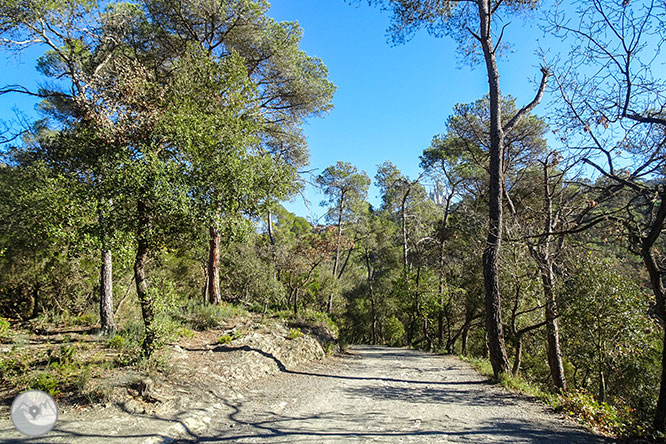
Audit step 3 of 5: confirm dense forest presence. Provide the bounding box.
[2,0,666,438]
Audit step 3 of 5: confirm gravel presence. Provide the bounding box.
[174,345,614,444]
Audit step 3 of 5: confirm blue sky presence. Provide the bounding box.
[267,0,558,222]
[0,0,561,223]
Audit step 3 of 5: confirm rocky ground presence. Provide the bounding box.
[172,346,614,444]
[0,318,328,443]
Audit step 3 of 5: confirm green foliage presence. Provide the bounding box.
[384,315,405,346]
[26,372,61,396]
[0,316,10,341]
[561,255,659,412]
[217,334,233,345]
[286,328,303,340]
[555,389,624,436]
[179,299,246,331]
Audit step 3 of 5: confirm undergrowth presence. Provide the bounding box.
[460,355,658,440]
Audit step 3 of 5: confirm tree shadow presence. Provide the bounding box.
[212,344,491,387]
[172,398,614,444]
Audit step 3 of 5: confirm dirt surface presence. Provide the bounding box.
[0,320,327,444]
[173,346,613,444]
[0,345,613,443]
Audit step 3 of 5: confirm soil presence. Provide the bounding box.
[172,345,615,444]
[0,317,327,443]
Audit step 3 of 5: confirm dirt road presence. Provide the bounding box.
[174,345,611,443]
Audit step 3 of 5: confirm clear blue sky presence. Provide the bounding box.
[0,0,560,223]
[267,0,557,223]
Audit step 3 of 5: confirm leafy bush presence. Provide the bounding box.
[384,316,405,346]
[286,328,303,340]
[0,350,35,383]
[555,389,625,436]
[217,334,233,344]
[179,299,246,330]
[0,316,10,341]
[27,372,60,396]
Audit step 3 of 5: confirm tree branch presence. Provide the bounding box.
[503,66,550,134]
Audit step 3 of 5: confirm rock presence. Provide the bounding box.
[124,399,145,414]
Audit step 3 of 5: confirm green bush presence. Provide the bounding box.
[72,313,96,326]
[27,372,60,396]
[179,299,246,330]
[555,389,625,436]
[384,316,405,346]
[0,350,35,383]
[217,334,233,344]
[0,316,10,341]
[286,328,303,340]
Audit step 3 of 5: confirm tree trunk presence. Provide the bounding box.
[135,200,156,357]
[401,191,410,277]
[370,284,377,344]
[100,249,116,334]
[365,249,377,345]
[438,237,445,348]
[207,224,221,305]
[478,0,511,377]
[267,209,276,246]
[655,329,666,431]
[293,288,300,315]
[333,193,345,277]
[461,324,469,356]
[541,264,566,390]
[512,335,523,376]
[461,307,474,356]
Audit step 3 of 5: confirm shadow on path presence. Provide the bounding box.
[173,398,613,444]
[212,344,491,387]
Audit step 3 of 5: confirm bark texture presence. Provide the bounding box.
[207,224,221,305]
[100,249,116,334]
[478,0,511,377]
[135,200,156,357]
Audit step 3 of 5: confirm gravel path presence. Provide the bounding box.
[174,345,612,444]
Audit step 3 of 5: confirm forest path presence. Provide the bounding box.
[175,345,611,444]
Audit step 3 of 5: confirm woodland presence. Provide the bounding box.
[1,0,666,439]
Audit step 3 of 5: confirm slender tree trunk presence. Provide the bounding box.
[512,335,523,376]
[461,323,469,356]
[541,263,566,390]
[365,249,377,344]
[207,225,221,305]
[100,249,116,334]
[293,288,300,315]
[267,209,276,246]
[478,0,511,377]
[333,194,345,277]
[401,192,409,277]
[29,284,40,320]
[461,307,474,356]
[438,238,445,348]
[135,200,156,357]
[370,284,377,344]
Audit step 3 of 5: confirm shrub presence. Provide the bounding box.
[217,334,233,345]
[286,328,303,340]
[0,316,10,341]
[27,372,60,396]
[180,299,246,330]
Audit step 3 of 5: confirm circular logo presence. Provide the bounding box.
[10,390,58,437]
